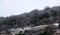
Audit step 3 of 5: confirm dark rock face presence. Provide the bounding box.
[0,6,60,31]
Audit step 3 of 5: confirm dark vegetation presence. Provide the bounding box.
[0,6,60,32]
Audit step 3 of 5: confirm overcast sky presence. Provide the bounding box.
[0,0,60,17]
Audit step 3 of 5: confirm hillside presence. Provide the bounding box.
[0,6,60,32]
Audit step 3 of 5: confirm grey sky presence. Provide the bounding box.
[0,0,60,17]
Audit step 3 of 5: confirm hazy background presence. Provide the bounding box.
[0,0,60,17]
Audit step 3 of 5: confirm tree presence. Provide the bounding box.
[41,25,56,35]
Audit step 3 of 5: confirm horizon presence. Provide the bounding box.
[0,0,60,17]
